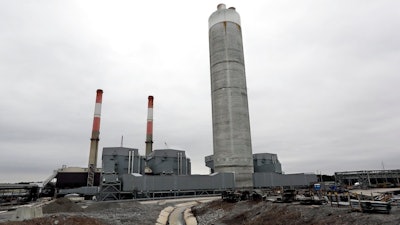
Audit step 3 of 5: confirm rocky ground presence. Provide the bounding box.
[0,198,167,225]
[1,197,399,225]
[192,199,400,225]
[2,215,105,225]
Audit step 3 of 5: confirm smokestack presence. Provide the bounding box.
[145,96,154,157]
[87,89,103,186]
[209,5,254,188]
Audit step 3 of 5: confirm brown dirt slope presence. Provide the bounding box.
[1,214,106,225]
[1,198,166,225]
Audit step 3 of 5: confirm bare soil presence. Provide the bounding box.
[1,198,399,225]
[2,214,106,225]
[0,198,167,225]
[192,199,400,225]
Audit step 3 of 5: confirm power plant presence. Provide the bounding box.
[209,4,254,188]
[37,4,319,200]
[3,5,400,224]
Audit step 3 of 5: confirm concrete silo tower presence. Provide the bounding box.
[208,4,254,188]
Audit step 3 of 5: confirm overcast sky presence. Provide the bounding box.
[1,1,399,183]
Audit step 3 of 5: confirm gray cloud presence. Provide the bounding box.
[0,1,399,182]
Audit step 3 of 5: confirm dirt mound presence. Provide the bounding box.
[84,201,122,212]
[0,214,107,225]
[194,199,237,216]
[42,198,83,213]
[84,200,153,212]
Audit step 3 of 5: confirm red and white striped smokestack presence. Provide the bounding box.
[87,89,103,186]
[145,96,154,157]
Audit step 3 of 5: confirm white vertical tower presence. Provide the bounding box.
[209,4,254,188]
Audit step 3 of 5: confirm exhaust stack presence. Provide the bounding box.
[145,96,154,157]
[209,4,254,188]
[87,89,103,186]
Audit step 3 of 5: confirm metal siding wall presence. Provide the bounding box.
[116,155,128,175]
[148,150,190,175]
[121,173,235,192]
[102,155,116,173]
[213,173,235,189]
[253,173,318,187]
[102,147,139,176]
[122,173,316,193]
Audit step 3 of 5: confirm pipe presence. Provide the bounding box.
[128,150,131,174]
[178,152,182,175]
[178,153,180,175]
[138,157,141,174]
[181,153,183,175]
[87,89,103,186]
[131,152,136,173]
[180,153,183,175]
[145,96,154,157]
[178,152,181,175]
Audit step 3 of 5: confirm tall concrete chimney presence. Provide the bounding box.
[145,96,154,157]
[87,89,103,186]
[209,4,254,188]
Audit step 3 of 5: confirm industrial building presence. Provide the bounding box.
[335,170,400,188]
[98,146,315,200]
[205,153,283,174]
[101,147,190,177]
[102,147,142,177]
[55,167,101,189]
[51,127,316,200]
[147,149,191,175]
[253,153,282,173]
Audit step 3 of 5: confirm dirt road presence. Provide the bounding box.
[1,197,399,225]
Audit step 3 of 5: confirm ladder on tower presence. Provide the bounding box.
[87,164,95,186]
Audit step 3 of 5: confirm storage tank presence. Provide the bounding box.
[208,4,254,188]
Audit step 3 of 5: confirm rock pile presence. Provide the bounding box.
[42,198,83,213]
